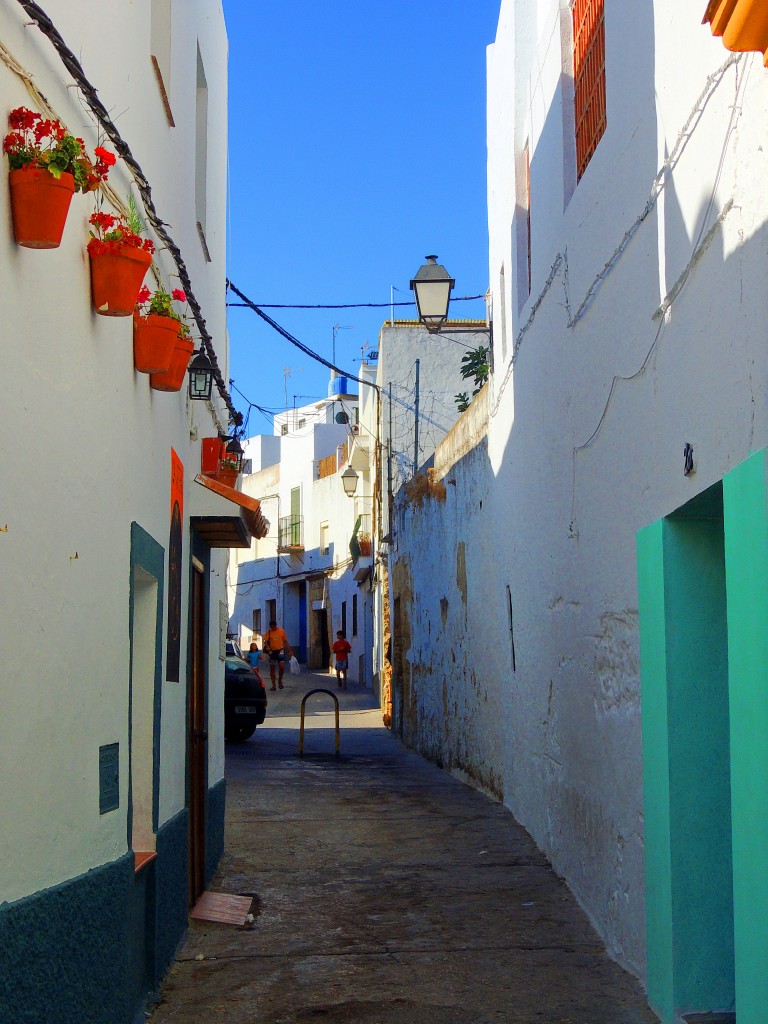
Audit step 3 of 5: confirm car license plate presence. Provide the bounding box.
[235,705,256,714]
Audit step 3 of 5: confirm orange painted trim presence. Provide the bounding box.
[134,851,157,873]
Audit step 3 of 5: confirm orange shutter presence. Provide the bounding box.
[573,0,607,179]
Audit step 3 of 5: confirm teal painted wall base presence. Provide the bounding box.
[0,855,134,1024]
[206,777,226,886]
[0,805,201,1024]
[154,807,190,979]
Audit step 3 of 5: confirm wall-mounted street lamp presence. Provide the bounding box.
[188,349,214,400]
[410,255,455,333]
[225,435,245,474]
[341,466,359,497]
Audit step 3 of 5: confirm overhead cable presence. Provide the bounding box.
[226,279,381,393]
[226,294,486,310]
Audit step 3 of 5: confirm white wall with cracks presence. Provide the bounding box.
[393,0,768,991]
[482,0,768,983]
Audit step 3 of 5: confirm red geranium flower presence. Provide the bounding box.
[4,107,115,192]
[171,289,186,302]
[94,146,116,167]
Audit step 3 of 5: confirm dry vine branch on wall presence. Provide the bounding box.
[403,469,447,507]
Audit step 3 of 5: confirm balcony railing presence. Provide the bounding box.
[278,515,304,551]
[349,513,372,562]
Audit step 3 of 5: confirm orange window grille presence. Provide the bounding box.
[573,0,606,179]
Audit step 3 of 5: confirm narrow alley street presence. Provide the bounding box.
[149,672,657,1024]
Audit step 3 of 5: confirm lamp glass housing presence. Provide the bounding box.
[341,466,359,496]
[410,255,455,332]
[188,350,214,401]
[225,436,245,474]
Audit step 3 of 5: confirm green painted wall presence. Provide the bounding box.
[723,450,768,1024]
[637,520,674,1023]
[638,487,735,1021]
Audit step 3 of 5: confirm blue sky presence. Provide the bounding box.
[222,0,500,435]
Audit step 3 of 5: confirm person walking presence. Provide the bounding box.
[262,619,292,690]
[332,630,352,689]
[245,641,260,669]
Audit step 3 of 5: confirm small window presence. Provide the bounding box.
[352,594,358,637]
[499,265,508,360]
[150,0,174,125]
[195,44,210,257]
[266,599,276,625]
[320,522,329,556]
[573,0,606,179]
[280,423,288,436]
[252,609,262,636]
[298,418,306,429]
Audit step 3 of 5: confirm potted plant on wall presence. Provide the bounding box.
[4,106,114,248]
[87,206,155,316]
[148,313,194,393]
[133,284,189,374]
[358,531,372,557]
[217,453,240,488]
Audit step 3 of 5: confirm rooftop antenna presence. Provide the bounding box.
[332,323,352,366]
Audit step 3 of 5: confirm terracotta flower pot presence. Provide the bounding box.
[149,334,194,392]
[218,468,240,488]
[9,167,75,248]
[133,313,178,374]
[89,244,152,317]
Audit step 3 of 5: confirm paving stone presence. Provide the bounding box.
[149,673,658,1024]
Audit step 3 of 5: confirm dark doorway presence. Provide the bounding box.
[317,608,330,669]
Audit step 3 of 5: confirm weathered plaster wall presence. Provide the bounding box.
[392,388,505,799]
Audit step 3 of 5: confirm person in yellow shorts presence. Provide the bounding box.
[262,619,292,690]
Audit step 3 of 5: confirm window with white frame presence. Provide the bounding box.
[150,0,174,125]
[195,44,210,258]
[320,522,329,556]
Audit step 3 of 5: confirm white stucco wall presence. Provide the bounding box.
[483,0,768,979]
[0,0,229,901]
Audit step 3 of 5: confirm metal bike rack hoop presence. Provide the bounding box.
[299,688,340,759]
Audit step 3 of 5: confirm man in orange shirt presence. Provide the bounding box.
[262,619,293,690]
[332,630,352,689]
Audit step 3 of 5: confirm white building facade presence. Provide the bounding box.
[0,4,264,1022]
[388,2,768,1020]
[230,373,377,685]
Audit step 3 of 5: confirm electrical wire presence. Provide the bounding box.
[226,294,486,310]
[227,279,381,394]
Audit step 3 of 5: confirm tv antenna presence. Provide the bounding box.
[332,323,352,365]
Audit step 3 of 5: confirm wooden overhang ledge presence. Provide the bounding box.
[191,473,269,548]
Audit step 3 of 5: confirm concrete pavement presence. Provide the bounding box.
[149,670,658,1023]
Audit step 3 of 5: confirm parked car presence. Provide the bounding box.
[226,637,244,660]
[225,656,267,741]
